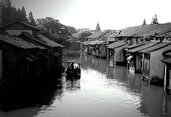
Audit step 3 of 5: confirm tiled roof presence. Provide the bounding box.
[118,26,143,37]
[159,30,171,38]
[139,42,171,54]
[86,31,102,39]
[106,31,120,38]
[118,23,171,37]
[126,41,147,49]
[0,20,40,30]
[106,38,117,42]
[135,23,171,37]
[107,41,127,49]
[82,40,104,46]
[38,34,64,48]
[128,41,161,53]
[88,40,104,45]
[86,30,110,39]
[0,34,45,49]
[20,33,63,48]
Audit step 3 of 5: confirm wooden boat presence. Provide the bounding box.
[65,61,81,80]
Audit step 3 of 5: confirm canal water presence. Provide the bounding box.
[1,53,171,117]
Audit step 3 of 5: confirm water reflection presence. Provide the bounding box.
[1,54,171,117]
[80,55,171,117]
[138,82,171,117]
[81,54,107,74]
[65,79,81,92]
[0,80,64,117]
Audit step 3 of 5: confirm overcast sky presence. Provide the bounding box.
[12,0,171,30]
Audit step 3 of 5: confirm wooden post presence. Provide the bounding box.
[107,48,109,64]
[113,49,115,66]
[164,65,167,92]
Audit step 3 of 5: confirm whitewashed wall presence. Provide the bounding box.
[114,45,127,63]
[150,45,171,80]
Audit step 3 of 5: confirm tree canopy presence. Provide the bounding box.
[67,26,77,34]
[28,11,36,26]
[37,17,72,37]
[0,0,36,26]
[151,14,159,24]
[79,31,92,42]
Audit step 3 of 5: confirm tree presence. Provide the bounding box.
[151,14,159,24]
[14,7,29,22]
[67,26,77,34]
[37,17,71,36]
[16,8,23,20]
[28,11,36,26]
[0,0,11,8]
[1,0,12,24]
[0,0,30,25]
[21,6,28,22]
[79,31,92,41]
[143,19,146,25]
[10,7,17,21]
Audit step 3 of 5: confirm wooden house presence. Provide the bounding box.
[0,20,40,36]
[20,33,64,77]
[83,30,112,57]
[99,41,107,58]
[135,23,171,39]
[82,40,106,58]
[116,23,171,44]
[0,20,64,79]
[39,28,64,69]
[113,44,130,65]
[123,41,146,60]
[90,40,106,58]
[37,34,63,72]
[162,52,171,94]
[140,42,171,84]
[105,31,118,43]
[107,41,127,66]
[127,41,161,73]
[0,33,45,80]
[87,40,96,55]
[86,31,103,41]
[82,41,89,53]
[117,25,145,43]
[106,38,117,45]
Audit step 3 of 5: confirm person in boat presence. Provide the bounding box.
[74,64,81,79]
[66,62,75,76]
[74,63,81,74]
[66,62,81,79]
